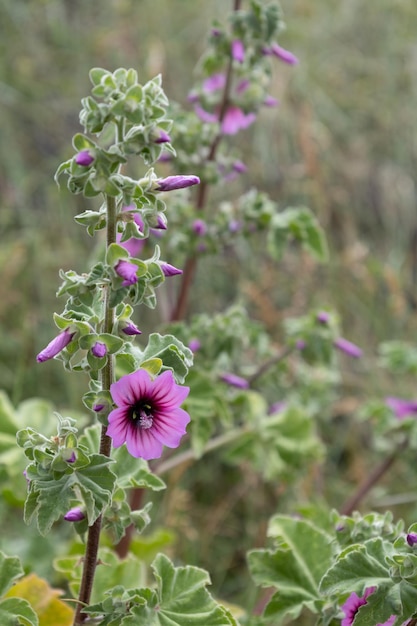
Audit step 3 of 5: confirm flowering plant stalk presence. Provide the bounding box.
[5,2,417,626]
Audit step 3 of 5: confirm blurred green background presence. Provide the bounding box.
[1,0,417,605]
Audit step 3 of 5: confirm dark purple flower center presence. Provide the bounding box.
[132,402,154,429]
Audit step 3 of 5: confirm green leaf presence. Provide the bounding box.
[320,538,392,597]
[139,334,193,384]
[112,446,166,491]
[248,516,333,621]
[0,552,24,596]
[89,67,110,86]
[24,454,116,535]
[5,573,73,625]
[0,597,38,626]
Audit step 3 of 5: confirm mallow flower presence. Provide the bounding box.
[37,328,75,363]
[91,342,107,358]
[334,337,362,359]
[385,397,417,420]
[106,369,190,460]
[160,262,183,277]
[341,587,396,626]
[64,507,85,522]
[264,43,299,65]
[231,39,245,63]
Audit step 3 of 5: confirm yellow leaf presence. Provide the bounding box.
[5,573,74,626]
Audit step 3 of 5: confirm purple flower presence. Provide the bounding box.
[64,507,85,522]
[192,219,207,236]
[266,43,299,65]
[156,175,200,192]
[121,321,142,336]
[91,341,107,358]
[221,106,256,135]
[157,152,172,163]
[341,588,375,626]
[231,39,245,63]
[36,328,75,363]
[188,338,201,353]
[203,73,226,93]
[154,214,168,230]
[75,150,94,166]
[106,369,190,460]
[115,259,138,286]
[154,130,171,144]
[264,95,279,107]
[334,337,362,359]
[229,219,242,233]
[268,401,286,415]
[317,311,330,324]
[161,262,183,277]
[407,532,417,546]
[385,397,417,420]
[93,403,105,413]
[296,339,306,350]
[220,373,249,389]
[341,588,397,626]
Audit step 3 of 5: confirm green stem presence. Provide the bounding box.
[73,194,117,625]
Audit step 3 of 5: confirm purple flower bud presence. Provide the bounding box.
[115,259,138,286]
[161,262,183,277]
[203,73,226,93]
[334,337,362,359]
[66,450,77,463]
[317,311,330,324]
[192,219,207,236]
[296,339,306,350]
[75,150,94,166]
[263,95,279,107]
[37,328,75,363]
[385,397,417,420]
[93,403,105,413]
[155,130,171,144]
[232,160,247,174]
[64,507,85,522]
[407,533,417,546]
[220,373,249,389]
[231,39,245,63]
[268,401,286,415]
[156,175,200,192]
[269,43,299,65]
[121,321,142,336]
[157,152,172,163]
[229,219,242,233]
[188,338,201,353]
[154,214,167,230]
[187,91,200,103]
[23,469,30,485]
[211,27,221,37]
[91,341,107,358]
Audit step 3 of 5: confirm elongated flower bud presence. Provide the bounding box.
[36,328,75,363]
[334,337,362,358]
[121,321,142,336]
[64,507,85,522]
[267,43,299,65]
[231,39,245,63]
[161,262,183,277]
[220,373,249,389]
[155,175,200,192]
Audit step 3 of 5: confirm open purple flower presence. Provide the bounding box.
[156,175,200,192]
[341,588,375,626]
[221,106,256,135]
[334,337,362,359]
[385,397,417,420]
[115,259,138,286]
[231,39,245,63]
[37,328,75,363]
[64,507,85,522]
[203,73,226,93]
[75,150,94,166]
[106,369,190,460]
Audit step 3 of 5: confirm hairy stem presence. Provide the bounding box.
[340,438,408,516]
[74,194,117,625]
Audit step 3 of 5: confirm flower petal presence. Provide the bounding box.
[126,425,164,460]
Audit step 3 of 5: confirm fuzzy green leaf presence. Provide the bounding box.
[0,552,24,597]
[248,516,333,621]
[0,597,38,626]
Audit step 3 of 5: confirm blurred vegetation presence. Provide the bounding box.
[1,0,417,607]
